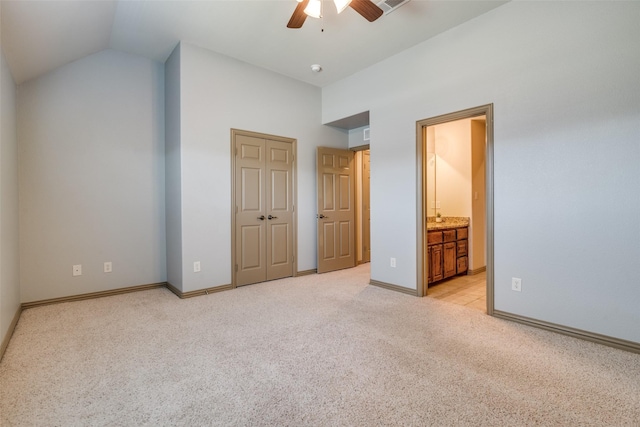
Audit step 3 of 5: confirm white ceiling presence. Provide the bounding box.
[1,0,508,86]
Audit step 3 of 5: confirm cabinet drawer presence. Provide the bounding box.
[457,256,468,274]
[443,230,456,242]
[457,228,468,240]
[457,240,468,257]
[427,231,443,245]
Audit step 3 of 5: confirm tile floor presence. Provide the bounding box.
[426,271,486,312]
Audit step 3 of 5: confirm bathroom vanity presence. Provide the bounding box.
[427,218,469,284]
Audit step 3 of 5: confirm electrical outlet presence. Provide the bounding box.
[194,261,201,273]
[73,265,82,277]
[104,262,112,273]
[390,258,396,268]
[512,277,522,292]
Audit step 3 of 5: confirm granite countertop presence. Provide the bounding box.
[426,216,470,231]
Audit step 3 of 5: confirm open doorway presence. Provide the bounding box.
[314,145,370,273]
[354,147,370,265]
[416,105,494,314]
[322,114,372,272]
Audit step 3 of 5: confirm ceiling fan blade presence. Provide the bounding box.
[287,0,310,28]
[350,0,384,22]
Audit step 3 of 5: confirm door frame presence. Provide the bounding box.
[230,129,298,288]
[415,104,494,314]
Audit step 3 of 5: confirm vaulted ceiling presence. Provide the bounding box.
[1,0,508,86]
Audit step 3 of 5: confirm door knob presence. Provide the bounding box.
[268,215,278,220]
[258,215,265,220]
[317,214,328,219]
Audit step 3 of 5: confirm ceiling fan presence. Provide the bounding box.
[287,0,384,29]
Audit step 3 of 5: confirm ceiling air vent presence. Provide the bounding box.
[375,0,411,15]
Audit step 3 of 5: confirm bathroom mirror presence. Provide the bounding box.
[426,117,485,218]
[425,126,437,217]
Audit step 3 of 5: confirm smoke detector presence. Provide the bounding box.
[311,64,323,73]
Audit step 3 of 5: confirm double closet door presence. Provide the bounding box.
[234,133,294,287]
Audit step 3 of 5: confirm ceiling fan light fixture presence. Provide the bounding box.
[288,0,383,29]
[334,0,352,14]
[304,0,322,18]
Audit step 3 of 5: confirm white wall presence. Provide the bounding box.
[322,2,640,343]
[1,47,20,348]
[172,42,347,292]
[18,49,166,302]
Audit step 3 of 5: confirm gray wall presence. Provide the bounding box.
[348,126,369,149]
[164,45,183,290]
[171,42,347,292]
[322,2,640,343]
[1,47,20,347]
[18,49,166,302]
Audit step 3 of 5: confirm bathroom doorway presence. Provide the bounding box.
[416,105,494,314]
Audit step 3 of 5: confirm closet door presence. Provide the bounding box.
[235,135,267,286]
[265,140,294,281]
[235,134,294,286]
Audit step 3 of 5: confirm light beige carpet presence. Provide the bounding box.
[1,264,639,426]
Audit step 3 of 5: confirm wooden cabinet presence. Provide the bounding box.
[443,242,457,278]
[457,256,468,275]
[428,245,443,282]
[427,226,468,285]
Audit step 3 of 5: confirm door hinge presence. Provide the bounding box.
[292,154,295,162]
[291,255,295,263]
[235,264,238,272]
[235,147,238,156]
[236,205,238,213]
